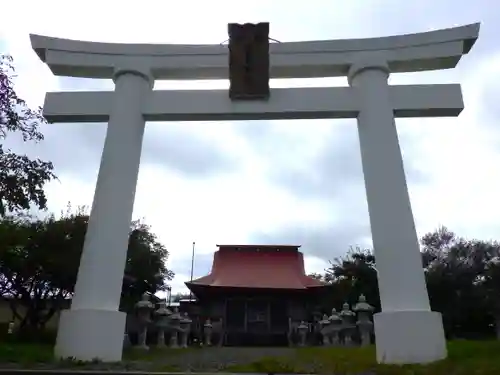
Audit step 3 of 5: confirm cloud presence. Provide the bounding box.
[144,123,240,178]
[238,119,429,204]
[253,217,371,262]
[2,0,500,294]
[165,252,215,295]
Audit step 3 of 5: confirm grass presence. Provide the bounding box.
[0,340,498,374]
[225,340,500,374]
[0,343,53,363]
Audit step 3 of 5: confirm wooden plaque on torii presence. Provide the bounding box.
[228,22,270,101]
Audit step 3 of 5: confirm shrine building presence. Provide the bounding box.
[185,244,329,346]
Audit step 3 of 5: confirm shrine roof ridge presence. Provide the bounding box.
[30,23,479,80]
[187,243,324,289]
[216,244,301,248]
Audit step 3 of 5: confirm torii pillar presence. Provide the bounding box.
[349,59,440,363]
[30,22,480,364]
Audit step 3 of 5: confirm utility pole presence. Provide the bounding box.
[189,241,195,301]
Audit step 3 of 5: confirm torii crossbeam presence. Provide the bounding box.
[43,85,463,123]
[31,22,479,365]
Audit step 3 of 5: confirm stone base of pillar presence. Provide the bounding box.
[54,308,126,362]
[374,310,446,364]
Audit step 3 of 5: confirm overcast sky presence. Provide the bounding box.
[1,0,499,295]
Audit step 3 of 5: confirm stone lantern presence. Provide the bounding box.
[154,300,172,347]
[179,312,192,348]
[339,303,356,346]
[7,321,14,335]
[319,314,331,346]
[328,308,343,345]
[123,331,131,349]
[204,319,213,346]
[353,294,374,346]
[297,321,309,347]
[135,293,154,350]
[168,307,182,348]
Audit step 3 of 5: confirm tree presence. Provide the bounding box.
[325,246,380,312]
[307,273,325,282]
[308,247,380,315]
[310,228,499,339]
[421,227,499,339]
[0,206,174,331]
[0,54,56,216]
[121,219,175,311]
[483,249,500,338]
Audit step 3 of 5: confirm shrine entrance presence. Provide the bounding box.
[224,297,284,346]
[31,22,480,364]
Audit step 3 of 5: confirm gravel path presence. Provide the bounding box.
[161,347,294,371]
[0,347,295,372]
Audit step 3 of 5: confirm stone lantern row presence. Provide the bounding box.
[127,293,374,349]
[312,294,375,347]
[127,293,215,350]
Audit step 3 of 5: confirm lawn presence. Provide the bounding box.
[0,340,498,374]
[225,340,500,374]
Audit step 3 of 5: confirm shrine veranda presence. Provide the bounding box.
[30,22,480,364]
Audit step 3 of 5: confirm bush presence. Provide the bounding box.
[0,324,57,345]
[13,327,57,345]
[0,324,9,342]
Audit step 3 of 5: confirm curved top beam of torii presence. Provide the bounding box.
[30,23,479,80]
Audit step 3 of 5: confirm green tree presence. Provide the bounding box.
[309,247,379,315]
[422,227,498,339]
[307,273,325,282]
[315,228,499,339]
[0,54,56,216]
[325,247,380,312]
[121,219,174,311]
[484,250,500,338]
[0,206,174,331]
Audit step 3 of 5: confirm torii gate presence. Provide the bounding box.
[31,22,479,364]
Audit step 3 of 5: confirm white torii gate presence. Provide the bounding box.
[31,23,479,364]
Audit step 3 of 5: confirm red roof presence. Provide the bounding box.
[186,245,326,290]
